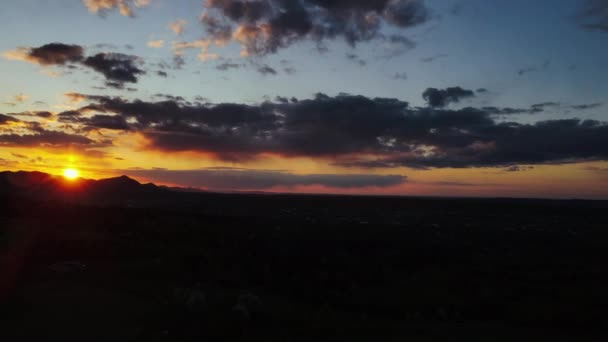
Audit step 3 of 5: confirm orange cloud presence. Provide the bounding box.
[169,19,187,35]
[64,93,89,104]
[83,0,150,17]
[147,39,165,48]
[1,48,31,63]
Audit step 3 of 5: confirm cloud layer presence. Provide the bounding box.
[63,90,608,168]
[123,167,407,190]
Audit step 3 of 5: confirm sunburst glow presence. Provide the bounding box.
[63,168,80,180]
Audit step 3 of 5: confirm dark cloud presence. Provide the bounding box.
[67,91,608,169]
[6,111,54,119]
[378,34,416,58]
[420,54,447,63]
[0,129,96,147]
[482,102,603,115]
[571,103,602,110]
[576,0,608,32]
[346,53,366,66]
[476,88,488,94]
[341,119,608,169]
[530,102,559,113]
[422,87,475,108]
[9,43,85,66]
[58,110,82,120]
[122,167,407,190]
[201,0,429,56]
[82,53,145,87]
[283,67,297,74]
[504,165,534,172]
[82,115,131,131]
[257,64,277,75]
[34,111,53,118]
[216,62,241,71]
[0,113,19,124]
[173,55,186,69]
[11,152,27,159]
[449,2,466,16]
[3,43,146,88]
[393,72,408,80]
[152,94,186,102]
[517,67,537,76]
[58,110,130,131]
[482,107,533,115]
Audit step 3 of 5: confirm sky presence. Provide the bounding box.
[0,0,607,198]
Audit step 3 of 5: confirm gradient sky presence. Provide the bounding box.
[1,0,607,198]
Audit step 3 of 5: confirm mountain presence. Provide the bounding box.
[0,171,166,206]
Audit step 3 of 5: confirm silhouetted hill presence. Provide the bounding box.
[0,171,166,206]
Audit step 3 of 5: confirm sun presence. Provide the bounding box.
[63,168,80,180]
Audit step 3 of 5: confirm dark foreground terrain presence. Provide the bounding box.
[1,171,608,341]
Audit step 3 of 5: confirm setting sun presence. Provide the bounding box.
[63,168,80,180]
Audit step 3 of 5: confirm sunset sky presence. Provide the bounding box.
[1,0,607,198]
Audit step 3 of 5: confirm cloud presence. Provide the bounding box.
[6,111,53,119]
[200,0,429,56]
[82,53,145,88]
[585,166,608,173]
[257,64,277,75]
[420,54,447,63]
[346,53,367,65]
[65,90,608,169]
[84,115,131,131]
[576,0,608,32]
[169,19,188,35]
[58,112,130,131]
[481,102,603,115]
[3,43,145,88]
[0,129,96,147]
[122,168,407,190]
[11,152,27,159]
[0,113,19,125]
[171,39,222,63]
[12,94,29,103]
[422,87,475,108]
[0,158,17,168]
[147,39,165,48]
[571,103,602,110]
[393,72,408,80]
[2,43,84,66]
[503,165,534,172]
[83,0,150,17]
[378,34,416,58]
[198,52,221,62]
[341,119,608,169]
[530,102,559,112]
[517,67,537,76]
[0,118,109,150]
[216,62,241,71]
